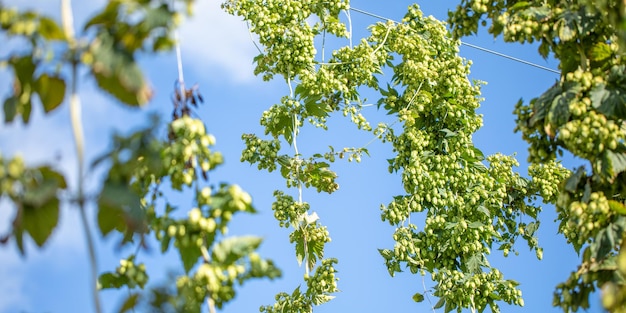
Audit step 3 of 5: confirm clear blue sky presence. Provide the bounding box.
[0,1,605,313]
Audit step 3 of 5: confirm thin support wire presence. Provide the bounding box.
[322,29,326,63]
[246,21,264,54]
[460,41,560,74]
[349,7,560,75]
[343,9,353,48]
[174,29,186,100]
[422,276,436,313]
[371,22,392,57]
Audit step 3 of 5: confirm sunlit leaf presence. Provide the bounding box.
[412,292,425,303]
[589,42,612,62]
[609,200,626,215]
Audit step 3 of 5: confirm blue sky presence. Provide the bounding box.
[0,1,605,312]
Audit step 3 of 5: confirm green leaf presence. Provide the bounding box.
[292,285,302,298]
[21,198,59,247]
[468,221,485,228]
[523,6,550,20]
[530,83,562,127]
[118,293,140,313]
[477,205,490,218]
[6,55,36,123]
[609,200,626,215]
[305,99,329,118]
[38,17,65,40]
[510,1,530,12]
[142,5,173,30]
[525,221,540,236]
[294,229,305,266]
[152,36,175,51]
[89,33,152,106]
[538,41,551,59]
[590,83,626,120]
[591,226,616,259]
[412,292,425,303]
[445,222,458,230]
[160,234,172,253]
[179,244,202,274]
[312,294,335,305]
[564,167,585,193]
[212,236,263,266]
[434,297,445,309]
[440,128,457,137]
[466,253,485,273]
[36,74,66,113]
[97,183,142,236]
[98,272,128,289]
[556,11,578,41]
[378,248,393,260]
[546,85,576,132]
[84,1,120,29]
[589,42,612,62]
[3,97,18,123]
[97,205,125,237]
[601,150,626,180]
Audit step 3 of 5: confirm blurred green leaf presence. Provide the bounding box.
[601,149,626,180]
[212,236,262,266]
[609,200,626,215]
[98,272,128,290]
[3,97,18,123]
[5,55,36,123]
[590,82,626,120]
[89,33,152,106]
[118,293,140,313]
[179,244,202,274]
[97,182,145,237]
[11,166,66,250]
[36,74,66,113]
[21,199,59,247]
[38,17,65,40]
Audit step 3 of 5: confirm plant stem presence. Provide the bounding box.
[61,1,102,313]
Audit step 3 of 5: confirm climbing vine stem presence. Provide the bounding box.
[61,0,101,312]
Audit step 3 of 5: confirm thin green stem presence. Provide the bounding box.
[62,0,101,312]
[422,276,436,313]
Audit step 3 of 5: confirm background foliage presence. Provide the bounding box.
[1,0,625,313]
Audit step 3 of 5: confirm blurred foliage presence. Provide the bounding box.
[0,1,281,312]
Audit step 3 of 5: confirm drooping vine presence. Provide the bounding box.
[223,0,356,310]
[448,1,626,311]
[1,1,591,312]
[368,6,568,312]
[225,1,568,312]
